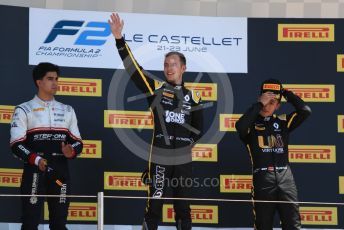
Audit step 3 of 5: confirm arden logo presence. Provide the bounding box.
[337,54,344,72]
[104,172,147,191]
[79,140,102,159]
[104,110,153,129]
[163,204,218,224]
[300,207,337,225]
[56,77,102,97]
[0,105,15,124]
[184,83,217,101]
[192,144,217,162]
[45,202,97,221]
[220,175,252,193]
[289,145,336,163]
[338,115,344,133]
[278,24,334,42]
[0,168,22,187]
[220,114,242,132]
[283,84,335,102]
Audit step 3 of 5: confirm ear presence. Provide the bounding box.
[181,65,186,74]
[275,103,281,111]
[36,79,41,87]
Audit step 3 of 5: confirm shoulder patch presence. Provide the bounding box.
[191,90,201,103]
[19,102,32,114]
[154,80,165,90]
[278,114,287,121]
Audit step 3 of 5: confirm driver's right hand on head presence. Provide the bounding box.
[259,92,276,106]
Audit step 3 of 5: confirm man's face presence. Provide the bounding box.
[163,54,186,85]
[260,98,280,117]
[37,71,58,96]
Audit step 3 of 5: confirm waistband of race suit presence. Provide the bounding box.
[253,166,288,174]
[37,152,64,157]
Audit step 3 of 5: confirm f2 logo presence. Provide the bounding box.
[44,20,111,46]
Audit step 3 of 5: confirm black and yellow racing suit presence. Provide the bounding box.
[236,90,311,230]
[115,37,203,230]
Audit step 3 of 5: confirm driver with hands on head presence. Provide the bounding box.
[235,79,311,230]
[10,62,83,230]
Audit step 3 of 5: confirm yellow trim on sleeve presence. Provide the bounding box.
[287,113,298,128]
[125,43,154,95]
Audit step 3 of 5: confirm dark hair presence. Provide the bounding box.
[165,52,186,66]
[32,62,60,87]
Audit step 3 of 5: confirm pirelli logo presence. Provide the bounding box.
[300,207,337,225]
[219,114,242,132]
[163,204,218,224]
[263,83,281,91]
[220,175,252,193]
[0,168,22,187]
[104,110,153,129]
[45,202,97,221]
[339,176,344,194]
[283,84,335,102]
[289,145,336,163]
[57,77,102,97]
[337,54,344,72]
[338,115,344,133]
[0,105,15,124]
[192,144,217,162]
[278,24,334,42]
[185,82,217,101]
[104,172,147,191]
[79,140,102,159]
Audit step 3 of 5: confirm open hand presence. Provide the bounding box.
[108,12,124,39]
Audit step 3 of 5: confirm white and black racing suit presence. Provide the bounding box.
[10,95,83,230]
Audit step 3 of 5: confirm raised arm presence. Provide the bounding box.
[283,89,311,132]
[108,13,156,95]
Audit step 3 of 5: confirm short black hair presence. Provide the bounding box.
[32,62,60,87]
[165,52,186,66]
